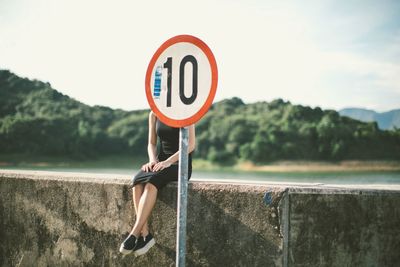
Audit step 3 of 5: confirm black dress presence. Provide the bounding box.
[131,118,192,190]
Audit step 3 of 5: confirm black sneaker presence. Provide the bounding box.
[134,233,156,256]
[119,234,138,255]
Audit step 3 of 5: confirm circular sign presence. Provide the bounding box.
[145,35,218,128]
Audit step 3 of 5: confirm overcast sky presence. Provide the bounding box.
[1,0,399,112]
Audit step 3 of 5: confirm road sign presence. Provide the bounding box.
[145,35,218,267]
[145,35,218,128]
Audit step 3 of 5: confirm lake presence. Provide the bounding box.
[2,166,400,185]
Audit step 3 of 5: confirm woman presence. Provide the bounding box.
[119,111,195,256]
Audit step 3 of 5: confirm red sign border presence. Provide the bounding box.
[145,35,218,128]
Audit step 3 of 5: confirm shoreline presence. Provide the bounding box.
[234,160,400,173]
[1,158,399,173]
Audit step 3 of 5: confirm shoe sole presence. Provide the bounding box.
[134,239,156,256]
[119,244,134,255]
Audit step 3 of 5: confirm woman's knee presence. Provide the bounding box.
[144,183,158,193]
[132,183,144,194]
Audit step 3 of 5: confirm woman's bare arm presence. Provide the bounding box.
[142,111,158,172]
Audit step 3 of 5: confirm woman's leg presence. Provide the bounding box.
[130,183,158,237]
[132,184,149,236]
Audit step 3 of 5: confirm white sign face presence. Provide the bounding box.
[145,35,218,128]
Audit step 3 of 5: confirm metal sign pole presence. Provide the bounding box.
[176,127,189,267]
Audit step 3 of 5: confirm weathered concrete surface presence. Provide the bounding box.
[287,188,400,267]
[0,170,285,267]
[1,170,400,267]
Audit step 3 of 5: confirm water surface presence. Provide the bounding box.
[2,166,400,185]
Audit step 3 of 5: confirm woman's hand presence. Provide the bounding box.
[141,161,158,172]
[152,160,172,172]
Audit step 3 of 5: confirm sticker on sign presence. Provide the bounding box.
[145,35,218,128]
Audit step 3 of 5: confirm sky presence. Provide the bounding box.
[0,0,399,112]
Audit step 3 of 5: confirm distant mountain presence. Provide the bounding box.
[339,108,400,130]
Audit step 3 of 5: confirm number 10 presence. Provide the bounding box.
[163,55,198,107]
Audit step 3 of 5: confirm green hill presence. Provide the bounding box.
[0,69,148,159]
[197,98,400,164]
[1,69,399,165]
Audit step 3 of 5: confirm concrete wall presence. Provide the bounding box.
[287,187,400,266]
[0,170,399,267]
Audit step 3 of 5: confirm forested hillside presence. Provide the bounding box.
[0,70,149,159]
[198,98,400,164]
[1,69,399,164]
